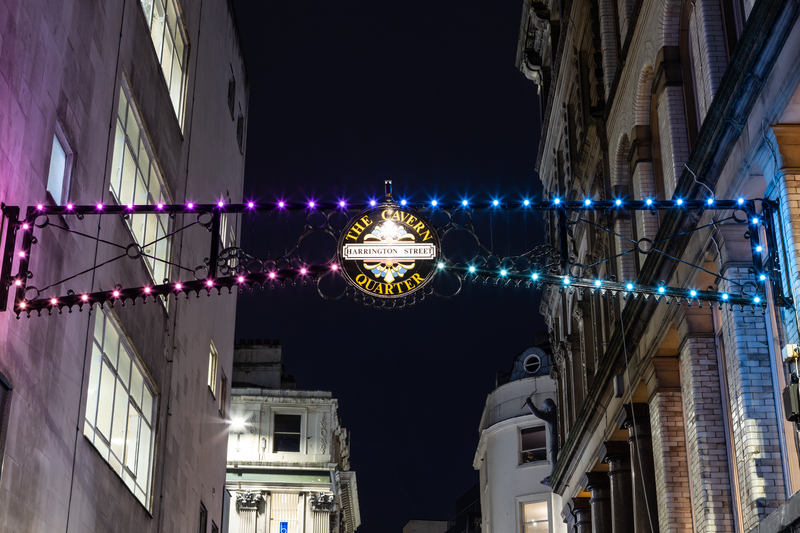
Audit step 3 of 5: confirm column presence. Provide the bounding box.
[573,497,593,533]
[236,490,263,533]
[616,404,659,533]
[582,472,612,533]
[597,441,634,533]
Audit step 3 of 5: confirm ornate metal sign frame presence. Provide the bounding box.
[0,183,785,317]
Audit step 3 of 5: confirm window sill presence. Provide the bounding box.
[517,460,548,469]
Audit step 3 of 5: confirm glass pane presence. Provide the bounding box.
[274,414,301,433]
[120,144,136,206]
[162,32,174,84]
[131,213,147,247]
[46,134,67,204]
[130,366,144,408]
[92,436,109,460]
[126,110,140,155]
[103,320,120,368]
[169,52,183,111]
[166,0,177,36]
[148,175,161,206]
[117,347,132,388]
[134,172,149,208]
[110,378,129,459]
[125,404,141,471]
[273,433,301,453]
[117,90,128,125]
[85,342,103,426]
[110,122,125,198]
[523,502,548,527]
[141,387,153,423]
[141,0,154,27]
[96,363,116,439]
[174,30,184,66]
[93,312,105,342]
[83,421,93,440]
[137,422,152,486]
[144,214,158,252]
[138,138,150,176]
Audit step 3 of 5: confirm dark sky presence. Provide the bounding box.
[231,1,544,531]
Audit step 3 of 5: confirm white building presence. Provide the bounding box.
[225,340,360,533]
[473,347,567,533]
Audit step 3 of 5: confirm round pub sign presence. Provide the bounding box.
[337,203,440,298]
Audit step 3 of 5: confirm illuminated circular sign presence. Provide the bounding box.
[337,203,440,298]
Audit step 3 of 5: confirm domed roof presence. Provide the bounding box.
[507,346,552,383]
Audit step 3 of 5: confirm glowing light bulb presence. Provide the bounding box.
[238,276,245,282]
[144,287,151,293]
[401,199,408,206]
[112,290,120,298]
[500,269,507,276]
[81,294,89,301]
[554,198,561,205]
[370,200,377,207]
[96,203,104,210]
[738,198,745,205]
[248,202,255,208]
[187,203,194,209]
[331,264,339,271]
[127,203,134,210]
[690,290,697,297]
[218,200,225,208]
[468,266,476,273]
[752,217,759,224]
[50,298,57,305]
[707,197,714,205]
[595,279,602,287]
[722,293,729,300]
[756,245,762,252]
[615,199,622,206]
[175,283,182,290]
[646,198,653,206]
[523,199,530,206]
[754,296,761,303]
[269,272,276,279]
[462,200,469,207]
[438,262,445,269]
[584,199,591,206]
[431,200,438,207]
[308,201,315,208]
[492,200,499,207]
[300,268,307,275]
[760,274,767,281]
[19,302,25,309]
[658,286,665,293]
[676,198,684,206]
[626,283,634,290]
[66,203,74,210]
[278,201,285,208]
[18,251,25,258]
[562,277,570,285]
[206,279,214,287]
[36,204,43,210]
[532,273,539,280]
[340,201,346,207]
[14,279,21,286]
[21,223,29,230]
[156,203,164,209]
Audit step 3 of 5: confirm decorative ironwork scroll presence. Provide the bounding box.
[0,182,785,317]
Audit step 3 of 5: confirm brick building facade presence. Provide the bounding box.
[517,0,800,530]
[0,0,247,530]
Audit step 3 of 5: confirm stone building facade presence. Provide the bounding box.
[0,0,247,531]
[225,341,360,533]
[517,0,800,530]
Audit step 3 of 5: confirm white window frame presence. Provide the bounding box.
[138,0,189,126]
[516,495,552,533]
[270,408,306,455]
[46,124,74,205]
[83,308,158,509]
[519,425,547,466]
[109,79,173,287]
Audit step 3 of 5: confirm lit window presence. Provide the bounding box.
[84,309,157,507]
[139,0,188,124]
[220,213,236,250]
[520,426,547,464]
[273,414,301,453]
[110,84,172,285]
[522,501,548,532]
[208,342,218,397]
[46,130,72,205]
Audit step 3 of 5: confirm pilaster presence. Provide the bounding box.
[597,441,634,533]
[616,404,659,533]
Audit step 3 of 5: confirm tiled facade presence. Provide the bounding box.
[0,0,248,531]
[516,0,800,530]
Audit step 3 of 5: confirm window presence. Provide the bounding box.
[236,105,244,154]
[139,0,188,124]
[220,213,236,250]
[521,501,548,532]
[520,426,547,464]
[219,369,228,417]
[273,414,301,453]
[227,66,236,119]
[110,85,172,285]
[198,502,208,533]
[46,128,73,205]
[0,373,11,484]
[208,342,218,397]
[523,354,541,374]
[84,308,157,507]
[211,521,218,533]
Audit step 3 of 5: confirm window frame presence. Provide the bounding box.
[208,340,218,398]
[83,308,159,509]
[519,425,548,465]
[109,79,174,287]
[137,0,190,127]
[198,501,208,533]
[45,124,74,206]
[270,408,306,454]
[516,496,551,533]
[219,368,228,417]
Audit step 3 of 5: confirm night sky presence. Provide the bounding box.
[231,1,544,531]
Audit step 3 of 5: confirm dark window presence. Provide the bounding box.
[273,414,301,452]
[0,373,12,483]
[198,502,208,533]
[219,370,228,417]
[236,106,244,154]
[520,426,547,464]
[211,521,219,533]
[227,66,236,119]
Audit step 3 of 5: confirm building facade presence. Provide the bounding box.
[474,345,566,533]
[517,0,800,530]
[225,340,360,533]
[0,0,248,530]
